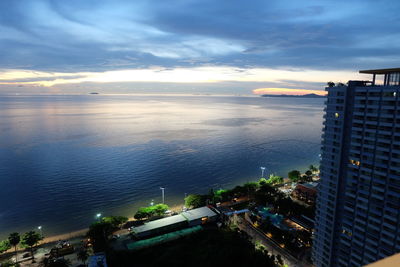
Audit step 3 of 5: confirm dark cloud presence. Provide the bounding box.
[0,0,399,73]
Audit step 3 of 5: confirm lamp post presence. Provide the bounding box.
[38,226,42,237]
[150,200,154,206]
[160,187,165,204]
[96,213,102,221]
[260,166,266,178]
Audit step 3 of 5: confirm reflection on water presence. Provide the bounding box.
[0,95,323,238]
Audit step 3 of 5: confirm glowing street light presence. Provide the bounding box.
[38,226,42,237]
[96,213,102,221]
[150,200,154,206]
[260,167,266,178]
[160,187,165,204]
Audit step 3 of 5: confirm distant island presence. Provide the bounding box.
[89,92,99,95]
[261,93,325,98]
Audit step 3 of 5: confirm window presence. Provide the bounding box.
[350,159,361,166]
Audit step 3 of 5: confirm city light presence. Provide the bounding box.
[260,167,266,178]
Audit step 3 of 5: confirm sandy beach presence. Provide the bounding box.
[3,203,185,248]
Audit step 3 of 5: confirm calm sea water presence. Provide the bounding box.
[0,95,323,238]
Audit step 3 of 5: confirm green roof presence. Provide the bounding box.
[127,226,202,250]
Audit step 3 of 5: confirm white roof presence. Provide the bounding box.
[132,206,217,234]
[132,214,187,234]
[181,206,217,221]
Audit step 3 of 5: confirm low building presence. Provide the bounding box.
[181,206,218,226]
[131,214,187,239]
[131,206,218,239]
[291,182,318,204]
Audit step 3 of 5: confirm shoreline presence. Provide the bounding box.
[1,204,185,255]
[37,204,184,246]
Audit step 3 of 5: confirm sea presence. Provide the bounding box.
[0,95,324,239]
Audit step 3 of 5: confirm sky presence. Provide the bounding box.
[0,0,399,95]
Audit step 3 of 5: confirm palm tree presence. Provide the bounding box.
[8,232,20,263]
[21,231,42,262]
[77,249,89,266]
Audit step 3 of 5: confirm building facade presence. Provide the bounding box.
[313,68,400,267]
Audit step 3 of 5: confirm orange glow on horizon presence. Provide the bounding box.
[252,87,327,96]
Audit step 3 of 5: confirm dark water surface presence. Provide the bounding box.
[0,95,323,238]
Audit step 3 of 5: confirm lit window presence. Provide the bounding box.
[349,159,361,166]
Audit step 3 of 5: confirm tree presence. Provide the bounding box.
[267,174,284,185]
[327,81,335,87]
[255,183,277,206]
[21,231,42,261]
[153,204,169,216]
[309,164,318,174]
[258,177,268,186]
[0,240,11,254]
[243,182,258,194]
[134,204,170,220]
[133,209,148,220]
[102,216,128,229]
[86,221,114,252]
[77,249,89,266]
[185,194,206,208]
[8,232,20,263]
[288,170,301,183]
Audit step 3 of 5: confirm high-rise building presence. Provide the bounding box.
[313,68,400,267]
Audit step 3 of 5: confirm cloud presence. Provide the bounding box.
[0,0,399,94]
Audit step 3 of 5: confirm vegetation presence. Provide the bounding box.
[101,216,128,228]
[107,228,277,267]
[0,260,18,267]
[258,220,312,254]
[86,221,115,252]
[309,164,318,174]
[133,204,169,220]
[184,194,206,208]
[21,231,42,261]
[0,239,11,254]
[266,174,284,185]
[76,249,89,266]
[8,232,20,263]
[253,182,315,218]
[288,170,301,183]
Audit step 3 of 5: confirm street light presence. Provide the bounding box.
[96,213,102,221]
[260,167,266,178]
[150,200,154,206]
[160,187,165,204]
[38,226,42,237]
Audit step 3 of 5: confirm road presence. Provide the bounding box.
[231,213,312,267]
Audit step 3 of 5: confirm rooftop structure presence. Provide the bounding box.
[292,183,317,204]
[181,206,218,221]
[313,68,400,267]
[359,68,400,86]
[131,206,218,238]
[132,214,187,236]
